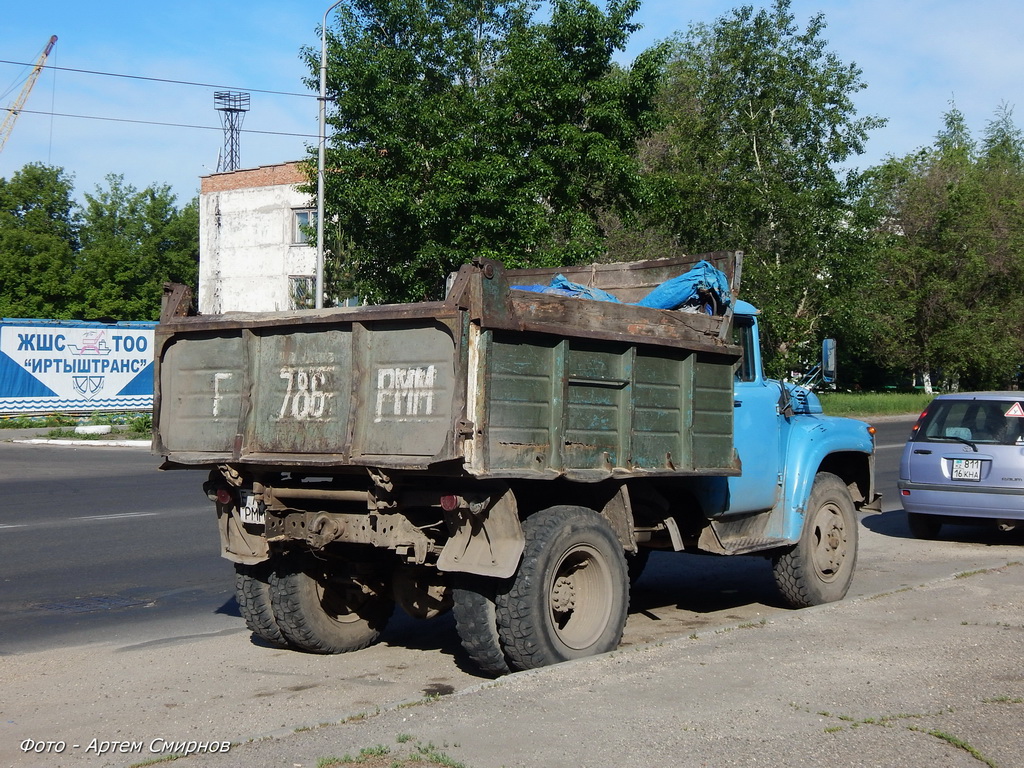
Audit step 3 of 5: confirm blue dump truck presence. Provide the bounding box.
[153,253,878,674]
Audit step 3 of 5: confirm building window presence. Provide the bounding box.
[289,275,315,309]
[293,209,316,244]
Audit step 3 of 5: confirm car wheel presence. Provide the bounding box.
[907,512,943,539]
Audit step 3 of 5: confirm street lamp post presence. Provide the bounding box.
[316,0,344,309]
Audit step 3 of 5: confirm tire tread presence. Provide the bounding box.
[496,506,628,671]
[235,562,289,647]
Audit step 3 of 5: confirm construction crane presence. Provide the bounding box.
[0,35,58,154]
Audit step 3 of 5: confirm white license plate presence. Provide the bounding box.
[951,459,982,481]
[239,491,266,525]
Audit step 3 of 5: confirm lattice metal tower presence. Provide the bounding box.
[214,91,250,172]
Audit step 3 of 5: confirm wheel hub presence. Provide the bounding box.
[551,575,576,613]
[813,507,846,577]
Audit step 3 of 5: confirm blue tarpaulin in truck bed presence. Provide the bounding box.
[513,260,731,314]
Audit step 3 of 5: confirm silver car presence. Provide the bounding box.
[898,392,1024,538]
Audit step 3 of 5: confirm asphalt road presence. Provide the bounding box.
[0,419,907,656]
[0,416,979,656]
[3,416,1024,768]
[0,442,227,653]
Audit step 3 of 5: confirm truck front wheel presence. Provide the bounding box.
[270,557,394,654]
[772,472,858,608]
[235,562,289,647]
[496,506,629,671]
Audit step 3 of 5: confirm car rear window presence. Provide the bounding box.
[915,399,1024,445]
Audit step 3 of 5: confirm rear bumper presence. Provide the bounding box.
[897,481,1024,520]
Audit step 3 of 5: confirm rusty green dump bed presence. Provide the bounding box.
[154,253,742,481]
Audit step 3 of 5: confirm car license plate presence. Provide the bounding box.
[239,491,266,525]
[951,459,982,481]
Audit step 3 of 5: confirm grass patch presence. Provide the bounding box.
[910,728,998,768]
[3,411,153,439]
[817,391,932,418]
[0,413,79,429]
[955,569,988,579]
[318,740,465,768]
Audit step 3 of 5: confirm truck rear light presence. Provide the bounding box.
[215,488,234,505]
[440,494,459,512]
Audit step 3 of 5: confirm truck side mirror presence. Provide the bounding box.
[822,339,837,384]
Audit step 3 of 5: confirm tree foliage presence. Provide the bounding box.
[0,164,198,322]
[860,104,1024,391]
[307,0,664,303]
[636,0,883,375]
[0,163,78,319]
[72,175,199,320]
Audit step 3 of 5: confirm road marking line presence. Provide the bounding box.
[73,512,161,521]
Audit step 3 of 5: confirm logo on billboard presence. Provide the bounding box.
[66,331,112,356]
[72,376,105,399]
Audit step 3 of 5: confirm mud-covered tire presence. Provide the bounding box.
[452,575,511,676]
[496,506,629,671]
[269,557,394,654]
[907,512,942,540]
[773,472,858,608]
[234,562,289,647]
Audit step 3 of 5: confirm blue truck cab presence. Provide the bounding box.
[696,299,879,606]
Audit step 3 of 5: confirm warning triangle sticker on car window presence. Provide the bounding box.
[1005,403,1024,417]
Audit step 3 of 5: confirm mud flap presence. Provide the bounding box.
[437,489,525,579]
[216,502,269,565]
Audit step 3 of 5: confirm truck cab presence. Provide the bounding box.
[690,298,880,604]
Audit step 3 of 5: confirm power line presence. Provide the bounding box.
[0,58,315,99]
[6,107,318,139]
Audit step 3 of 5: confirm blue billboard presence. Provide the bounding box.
[0,318,156,414]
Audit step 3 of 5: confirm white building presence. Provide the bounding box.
[198,161,316,314]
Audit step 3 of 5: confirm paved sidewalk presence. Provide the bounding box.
[136,562,1024,768]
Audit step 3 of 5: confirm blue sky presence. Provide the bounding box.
[3,1,1023,204]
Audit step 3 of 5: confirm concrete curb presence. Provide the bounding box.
[10,438,151,448]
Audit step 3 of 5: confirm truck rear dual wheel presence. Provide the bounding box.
[269,557,394,654]
[773,472,858,608]
[234,562,289,647]
[496,506,629,671]
[452,575,512,676]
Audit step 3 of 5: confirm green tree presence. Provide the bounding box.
[0,163,78,318]
[71,175,198,321]
[308,0,663,304]
[861,105,1024,391]
[637,0,884,375]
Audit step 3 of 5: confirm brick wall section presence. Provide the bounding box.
[200,161,307,193]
